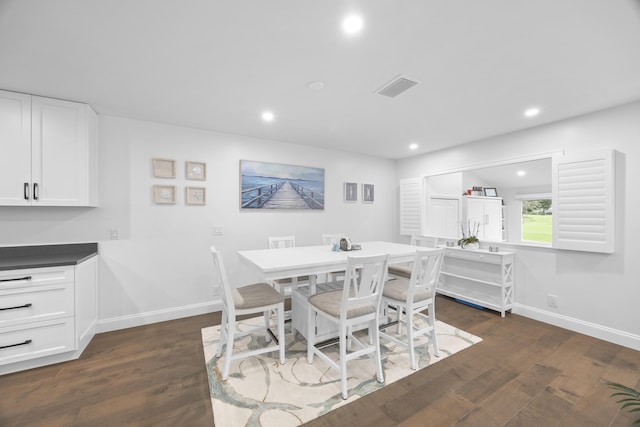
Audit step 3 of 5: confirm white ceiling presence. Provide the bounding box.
[1,0,639,160]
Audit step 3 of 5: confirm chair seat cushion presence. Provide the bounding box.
[388,265,412,279]
[234,283,283,309]
[383,277,430,303]
[308,289,375,319]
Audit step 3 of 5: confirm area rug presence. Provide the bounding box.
[202,317,481,427]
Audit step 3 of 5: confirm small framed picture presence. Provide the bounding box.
[185,186,206,205]
[344,182,358,202]
[362,184,375,203]
[483,187,498,197]
[186,161,206,180]
[152,185,176,204]
[152,158,176,178]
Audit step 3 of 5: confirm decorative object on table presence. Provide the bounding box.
[185,186,206,205]
[344,182,357,202]
[240,160,325,210]
[458,220,480,249]
[472,186,484,196]
[185,161,206,180]
[152,158,176,178]
[152,185,176,204]
[202,317,481,427]
[362,183,374,203]
[483,187,498,197]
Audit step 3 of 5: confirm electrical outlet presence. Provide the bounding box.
[212,225,224,236]
[548,294,558,308]
[212,286,221,297]
[110,229,119,240]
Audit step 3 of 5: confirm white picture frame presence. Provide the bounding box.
[185,186,206,205]
[152,185,176,204]
[362,184,374,203]
[152,158,176,178]
[344,182,358,202]
[186,161,207,180]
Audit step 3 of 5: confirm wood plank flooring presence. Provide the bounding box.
[1,296,638,427]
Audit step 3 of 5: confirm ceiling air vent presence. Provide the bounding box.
[375,74,419,98]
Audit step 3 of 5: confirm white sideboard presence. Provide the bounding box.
[437,246,514,317]
[0,255,98,375]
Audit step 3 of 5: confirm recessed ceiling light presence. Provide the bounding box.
[409,143,419,150]
[517,170,526,176]
[261,111,275,122]
[342,14,364,35]
[524,107,540,118]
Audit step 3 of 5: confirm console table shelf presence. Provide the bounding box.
[437,247,514,317]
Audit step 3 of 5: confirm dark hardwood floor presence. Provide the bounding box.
[1,296,638,426]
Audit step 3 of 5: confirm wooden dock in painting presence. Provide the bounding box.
[262,182,311,209]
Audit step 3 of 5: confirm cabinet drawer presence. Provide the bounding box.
[0,282,74,327]
[444,249,504,264]
[0,266,74,290]
[0,318,75,365]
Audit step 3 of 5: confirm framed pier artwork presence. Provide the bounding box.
[240,160,325,210]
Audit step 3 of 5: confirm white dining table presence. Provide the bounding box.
[238,240,427,341]
[237,240,423,292]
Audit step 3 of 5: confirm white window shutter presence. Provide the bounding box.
[552,149,616,253]
[400,177,424,236]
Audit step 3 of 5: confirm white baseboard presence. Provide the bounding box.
[96,300,223,333]
[513,303,640,351]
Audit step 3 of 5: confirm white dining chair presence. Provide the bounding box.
[211,246,286,380]
[267,236,310,293]
[388,235,439,279]
[321,233,346,281]
[321,233,345,246]
[380,247,444,370]
[306,253,389,400]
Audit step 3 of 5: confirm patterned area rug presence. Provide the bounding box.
[202,316,481,427]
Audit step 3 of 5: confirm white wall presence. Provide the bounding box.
[0,116,396,331]
[395,101,640,350]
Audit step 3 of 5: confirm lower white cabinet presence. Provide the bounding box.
[0,256,98,374]
[292,282,342,342]
[437,247,514,317]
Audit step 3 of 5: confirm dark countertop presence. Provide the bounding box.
[0,243,98,271]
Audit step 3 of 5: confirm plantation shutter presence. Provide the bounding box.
[552,149,616,253]
[399,177,424,236]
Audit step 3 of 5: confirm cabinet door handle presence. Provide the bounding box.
[24,182,30,200]
[0,276,32,283]
[33,183,39,201]
[0,303,32,311]
[0,339,32,350]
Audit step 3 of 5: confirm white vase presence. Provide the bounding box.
[462,242,479,250]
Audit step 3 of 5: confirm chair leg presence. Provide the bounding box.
[222,316,235,381]
[429,303,439,357]
[216,309,227,357]
[372,318,384,384]
[307,307,315,364]
[407,307,417,370]
[396,304,403,334]
[277,302,286,365]
[263,310,271,342]
[339,324,348,400]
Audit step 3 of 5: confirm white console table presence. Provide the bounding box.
[437,247,514,317]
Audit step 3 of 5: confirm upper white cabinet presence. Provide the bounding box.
[0,90,98,207]
[462,196,503,242]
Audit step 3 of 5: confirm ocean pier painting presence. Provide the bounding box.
[240,160,325,210]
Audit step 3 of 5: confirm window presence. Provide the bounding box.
[521,198,552,243]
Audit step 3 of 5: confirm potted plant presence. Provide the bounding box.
[608,382,640,424]
[458,220,480,250]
